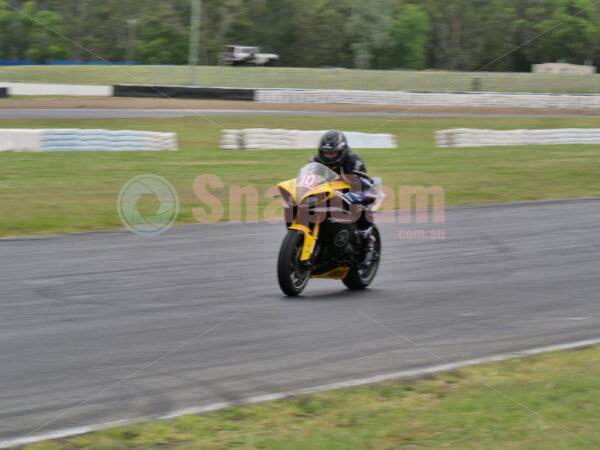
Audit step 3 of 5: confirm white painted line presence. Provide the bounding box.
[1,337,599,449]
[457,313,591,321]
[534,317,590,321]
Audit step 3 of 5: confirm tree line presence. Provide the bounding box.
[1,0,599,71]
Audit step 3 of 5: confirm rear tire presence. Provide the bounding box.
[278,230,311,296]
[343,226,381,290]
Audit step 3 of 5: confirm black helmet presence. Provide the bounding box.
[318,130,348,169]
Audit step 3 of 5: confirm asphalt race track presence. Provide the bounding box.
[2,109,600,119]
[1,198,599,444]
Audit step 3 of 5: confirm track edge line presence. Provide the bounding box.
[2,337,600,449]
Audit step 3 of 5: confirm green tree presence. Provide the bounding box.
[20,1,69,61]
[8,0,598,71]
[387,4,431,69]
[136,16,188,64]
[0,3,12,59]
[421,0,516,70]
[345,0,393,69]
[535,0,599,64]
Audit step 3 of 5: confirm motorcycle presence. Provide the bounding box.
[276,162,385,296]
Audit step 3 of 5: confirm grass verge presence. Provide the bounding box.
[1,65,600,93]
[22,344,600,449]
[1,115,599,237]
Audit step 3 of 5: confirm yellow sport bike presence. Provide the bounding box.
[276,162,384,296]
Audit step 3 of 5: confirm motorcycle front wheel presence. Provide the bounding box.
[277,230,311,296]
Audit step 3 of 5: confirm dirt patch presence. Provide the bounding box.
[1,96,600,116]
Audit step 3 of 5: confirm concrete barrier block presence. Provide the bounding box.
[3,83,111,96]
[0,129,42,152]
[222,128,396,150]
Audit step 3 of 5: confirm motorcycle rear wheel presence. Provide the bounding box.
[278,230,311,296]
[343,226,381,290]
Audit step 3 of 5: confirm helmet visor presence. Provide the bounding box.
[321,149,341,160]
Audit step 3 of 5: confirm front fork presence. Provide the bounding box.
[288,221,321,263]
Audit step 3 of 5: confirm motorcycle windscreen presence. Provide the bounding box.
[295,162,338,201]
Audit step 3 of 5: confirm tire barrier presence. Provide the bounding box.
[256,89,600,108]
[435,128,600,147]
[221,129,396,150]
[114,85,255,100]
[0,129,178,152]
[0,87,7,98]
[220,130,243,150]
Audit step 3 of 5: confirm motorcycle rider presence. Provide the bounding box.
[311,130,376,265]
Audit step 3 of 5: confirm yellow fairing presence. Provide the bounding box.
[330,180,351,191]
[277,179,297,202]
[311,268,350,279]
[298,180,350,204]
[289,222,320,261]
[299,185,332,204]
[282,179,351,262]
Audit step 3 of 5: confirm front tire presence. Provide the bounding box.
[278,230,311,296]
[343,227,381,290]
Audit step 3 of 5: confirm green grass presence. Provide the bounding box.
[1,115,599,237]
[22,345,600,449]
[1,65,600,93]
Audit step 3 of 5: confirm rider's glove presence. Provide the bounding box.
[343,192,375,205]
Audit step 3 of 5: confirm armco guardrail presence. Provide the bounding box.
[0,129,177,152]
[256,89,600,108]
[435,128,600,147]
[221,129,396,150]
[114,84,255,100]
